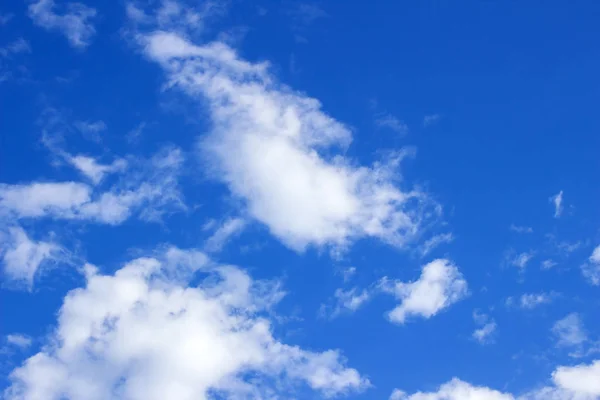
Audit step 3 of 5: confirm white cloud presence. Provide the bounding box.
[551,360,600,397]
[4,247,369,399]
[390,378,513,400]
[391,360,600,399]
[340,266,356,282]
[139,30,438,252]
[28,0,96,49]
[0,147,185,225]
[326,287,372,318]
[419,233,454,256]
[509,224,533,234]
[423,114,441,127]
[67,155,127,185]
[509,251,534,269]
[0,226,62,287]
[73,120,106,142]
[582,245,600,285]
[550,190,564,218]
[516,293,552,309]
[471,311,496,344]
[541,259,557,270]
[375,114,408,135]
[381,259,468,324]
[473,322,497,345]
[552,313,587,348]
[6,334,33,349]
[0,38,31,57]
[204,217,246,253]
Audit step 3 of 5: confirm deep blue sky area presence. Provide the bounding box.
[0,1,599,399]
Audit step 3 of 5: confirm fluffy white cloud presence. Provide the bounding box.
[390,378,513,400]
[28,0,96,48]
[4,247,368,400]
[549,190,564,218]
[0,226,62,287]
[381,259,468,324]
[391,360,600,399]
[551,360,600,397]
[0,147,184,225]
[138,30,438,252]
[582,245,600,285]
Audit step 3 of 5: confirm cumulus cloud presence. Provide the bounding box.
[28,0,96,48]
[138,30,437,252]
[549,190,564,218]
[390,378,513,400]
[0,226,62,287]
[4,247,369,399]
[390,360,600,399]
[0,147,185,225]
[380,259,468,324]
[582,245,600,285]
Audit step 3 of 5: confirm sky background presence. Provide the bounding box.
[1,1,599,399]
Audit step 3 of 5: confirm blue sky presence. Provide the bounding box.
[1,1,599,399]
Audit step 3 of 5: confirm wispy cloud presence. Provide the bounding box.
[28,0,96,49]
[321,287,372,318]
[419,233,454,257]
[506,292,553,309]
[0,13,13,25]
[73,120,106,142]
[541,259,557,270]
[552,313,588,357]
[472,311,496,345]
[375,113,409,135]
[0,226,64,289]
[285,2,327,42]
[0,38,31,57]
[507,250,535,269]
[203,217,246,253]
[582,245,600,285]
[549,190,564,218]
[6,334,32,349]
[509,224,533,234]
[423,114,441,127]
